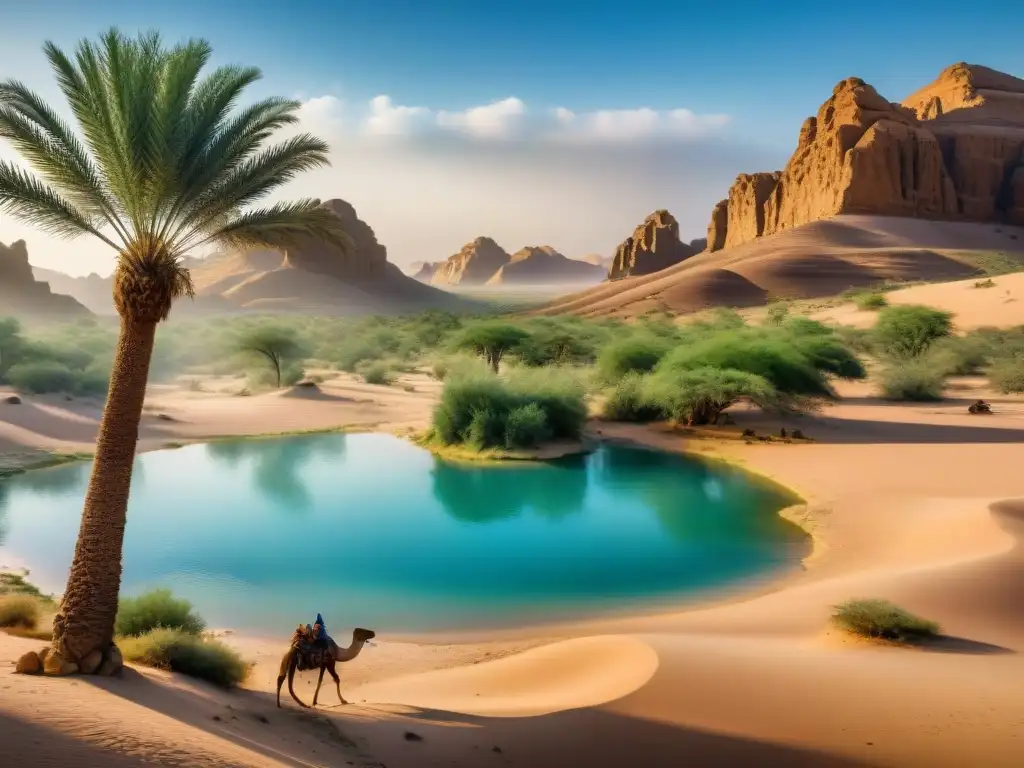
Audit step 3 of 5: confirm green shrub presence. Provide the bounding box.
[504,403,551,449]
[595,336,670,383]
[431,359,450,380]
[854,292,888,310]
[877,356,946,401]
[974,278,996,289]
[119,628,250,688]
[929,336,990,376]
[832,599,940,642]
[453,321,530,373]
[601,373,662,422]
[873,305,953,358]
[361,362,394,385]
[657,331,834,398]
[642,367,778,425]
[115,588,206,638]
[989,357,1024,393]
[0,594,41,629]
[6,361,83,394]
[432,368,585,450]
[786,334,866,380]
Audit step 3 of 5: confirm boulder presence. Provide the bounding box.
[430,237,511,286]
[608,210,700,279]
[704,64,1024,251]
[0,240,92,318]
[97,644,124,677]
[485,246,606,286]
[15,651,41,674]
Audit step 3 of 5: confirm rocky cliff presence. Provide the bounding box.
[283,198,388,280]
[1,240,91,318]
[485,246,606,285]
[410,261,442,283]
[707,64,1024,252]
[430,237,511,286]
[608,210,700,279]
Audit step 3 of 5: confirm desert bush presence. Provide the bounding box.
[974,278,996,288]
[5,360,106,395]
[877,356,946,401]
[785,333,866,380]
[833,325,876,355]
[832,598,940,642]
[873,305,953,358]
[929,335,990,376]
[115,588,206,638]
[601,372,663,422]
[989,357,1024,393]
[642,367,778,425]
[0,594,41,629]
[503,403,551,448]
[237,325,309,388]
[119,628,250,688]
[854,292,888,310]
[657,331,836,398]
[765,302,790,326]
[360,362,394,385]
[432,368,585,450]
[595,335,670,383]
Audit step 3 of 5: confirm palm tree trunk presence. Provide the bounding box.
[51,318,157,671]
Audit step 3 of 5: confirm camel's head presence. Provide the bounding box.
[354,628,376,642]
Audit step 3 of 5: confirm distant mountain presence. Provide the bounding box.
[3,240,91,318]
[430,237,511,286]
[485,246,606,286]
[27,199,475,318]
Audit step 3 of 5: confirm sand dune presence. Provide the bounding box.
[3,365,1024,764]
[534,215,1024,318]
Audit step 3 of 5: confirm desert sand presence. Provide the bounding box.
[2,358,1024,765]
[535,214,1024,318]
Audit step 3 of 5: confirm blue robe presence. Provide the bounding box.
[313,613,329,642]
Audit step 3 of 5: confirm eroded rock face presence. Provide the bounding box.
[706,64,1024,252]
[411,262,442,283]
[608,210,699,279]
[430,237,511,286]
[283,198,389,281]
[0,240,91,317]
[485,246,605,285]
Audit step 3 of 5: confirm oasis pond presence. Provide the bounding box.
[0,433,808,634]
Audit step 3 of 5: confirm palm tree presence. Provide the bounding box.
[0,28,351,675]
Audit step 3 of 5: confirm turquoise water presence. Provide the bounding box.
[0,434,807,634]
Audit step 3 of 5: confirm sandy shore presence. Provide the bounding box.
[2,369,1024,767]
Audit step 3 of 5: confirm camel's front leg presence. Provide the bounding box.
[312,666,326,707]
[327,661,348,705]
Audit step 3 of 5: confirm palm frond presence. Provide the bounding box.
[173,134,330,245]
[193,199,354,253]
[0,160,117,245]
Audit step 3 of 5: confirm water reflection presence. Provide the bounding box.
[430,453,589,524]
[205,434,346,510]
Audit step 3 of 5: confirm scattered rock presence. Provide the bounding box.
[14,651,41,675]
[3,395,21,405]
[492,746,503,754]
[212,714,222,721]
[608,210,700,279]
[97,644,123,677]
[742,428,756,438]
[155,413,175,422]
[403,731,424,742]
[43,651,78,676]
[79,648,104,675]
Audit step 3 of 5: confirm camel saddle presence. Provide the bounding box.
[291,624,327,671]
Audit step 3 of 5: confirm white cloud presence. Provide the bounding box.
[295,95,344,130]
[435,97,527,139]
[364,95,432,136]
[550,107,731,142]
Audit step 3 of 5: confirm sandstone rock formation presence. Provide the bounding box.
[706,64,1024,252]
[608,210,700,279]
[283,198,388,281]
[1,240,91,318]
[485,246,606,286]
[580,253,614,271]
[410,261,442,283]
[687,238,708,253]
[430,237,511,286]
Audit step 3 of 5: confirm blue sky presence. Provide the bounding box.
[1,0,1023,275]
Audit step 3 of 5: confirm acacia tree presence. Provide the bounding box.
[238,325,306,387]
[0,29,351,675]
[455,321,529,373]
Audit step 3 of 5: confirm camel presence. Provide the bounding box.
[276,627,376,709]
